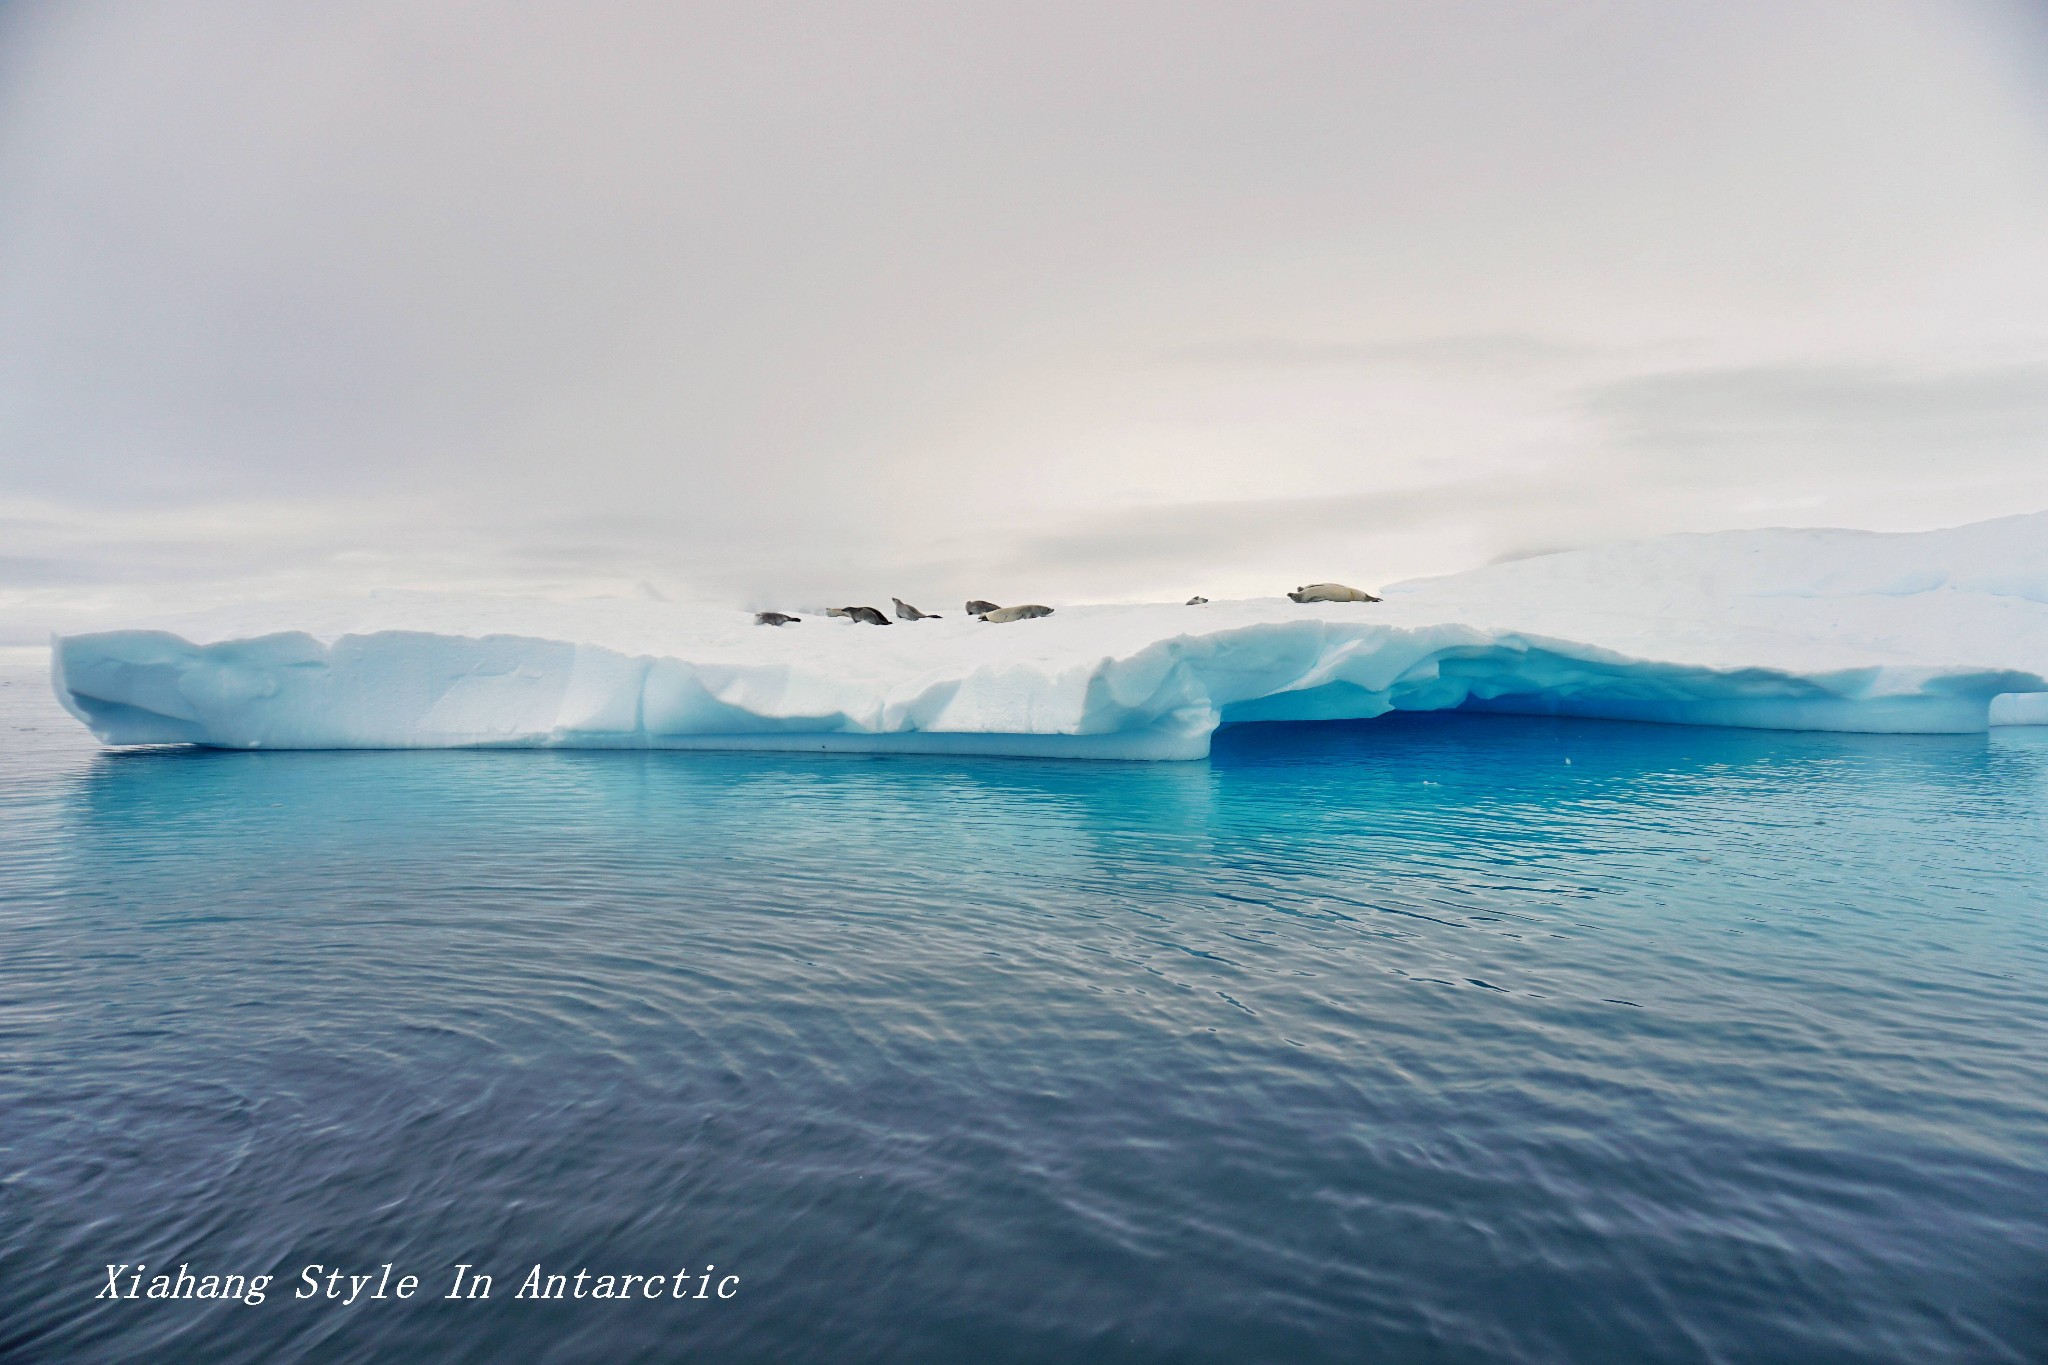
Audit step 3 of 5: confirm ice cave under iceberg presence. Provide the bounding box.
[51,515,2048,760]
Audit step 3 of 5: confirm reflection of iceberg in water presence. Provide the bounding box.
[50,515,2048,759]
[55,717,2040,947]
[54,745,1229,925]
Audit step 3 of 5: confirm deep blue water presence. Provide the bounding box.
[2,662,2046,1364]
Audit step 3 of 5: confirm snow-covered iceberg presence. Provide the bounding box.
[51,514,2048,760]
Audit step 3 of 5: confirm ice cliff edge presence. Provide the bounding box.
[51,515,2048,759]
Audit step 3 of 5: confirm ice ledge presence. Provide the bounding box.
[49,620,2043,761]
[46,514,2048,759]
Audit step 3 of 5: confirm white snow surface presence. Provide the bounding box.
[51,514,2048,759]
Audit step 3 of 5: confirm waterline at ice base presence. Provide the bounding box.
[50,515,2048,759]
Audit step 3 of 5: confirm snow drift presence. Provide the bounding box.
[51,514,2048,760]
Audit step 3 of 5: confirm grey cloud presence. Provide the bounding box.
[1165,334,1608,371]
[1583,361,2048,479]
[1004,488,1484,569]
[980,478,1596,592]
[0,555,113,588]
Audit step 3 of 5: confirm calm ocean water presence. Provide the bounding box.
[2,661,2045,1364]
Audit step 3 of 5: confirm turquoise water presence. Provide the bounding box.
[2,662,2046,1363]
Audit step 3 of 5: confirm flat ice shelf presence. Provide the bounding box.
[51,514,2048,758]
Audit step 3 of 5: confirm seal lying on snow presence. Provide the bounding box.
[833,606,892,625]
[1186,596,1208,605]
[981,604,1053,622]
[754,611,801,626]
[1287,583,1381,603]
[892,598,940,620]
[964,600,999,617]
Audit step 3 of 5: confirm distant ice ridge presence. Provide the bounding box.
[51,513,2048,760]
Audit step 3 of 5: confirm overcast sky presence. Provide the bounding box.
[3,0,2046,639]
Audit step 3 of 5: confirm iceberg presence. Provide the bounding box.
[50,514,2048,760]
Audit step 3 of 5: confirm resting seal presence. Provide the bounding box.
[892,597,941,620]
[964,600,999,617]
[980,604,1053,623]
[1287,583,1381,603]
[754,611,801,626]
[1186,596,1208,605]
[839,605,892,625]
